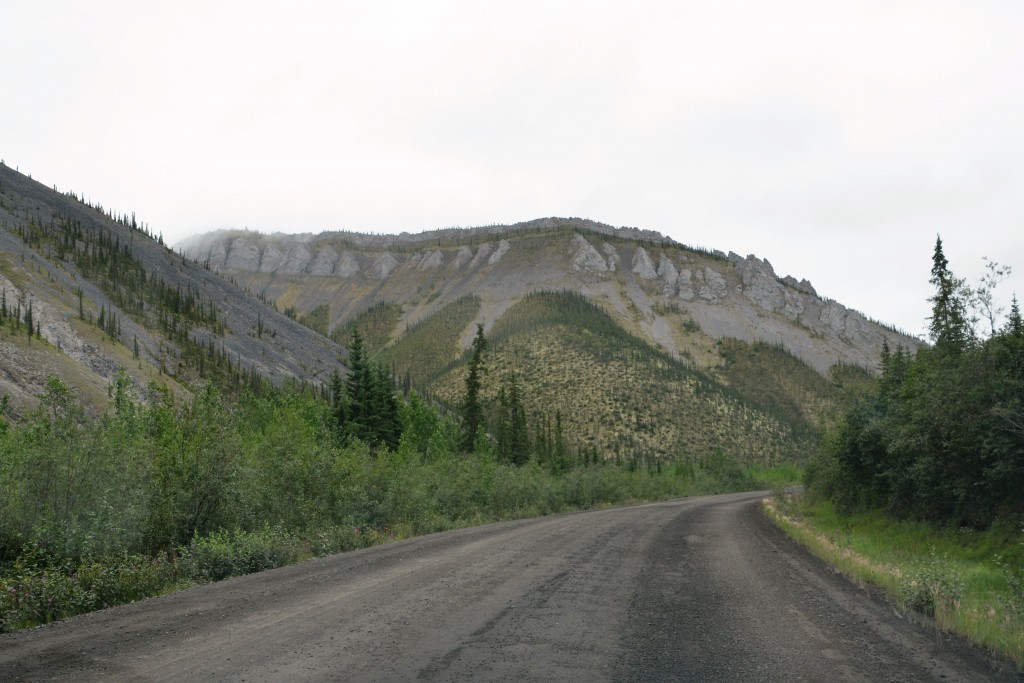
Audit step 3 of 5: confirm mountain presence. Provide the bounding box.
[0,159,921,464]
[179,219,922,463]
[0,163,345,417]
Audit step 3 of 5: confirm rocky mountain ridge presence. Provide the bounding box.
[179,220,920,375]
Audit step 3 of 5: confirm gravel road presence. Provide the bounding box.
[1,491,1017,681]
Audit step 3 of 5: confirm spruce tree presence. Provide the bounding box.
[928,236,971,352]
[498,372,528,466]
[24,300,33,341]
[509,374,527,465]
[460,323,487,453]
[1006,296,1023,338]
[345,328,372,437]
[370,364,401,450]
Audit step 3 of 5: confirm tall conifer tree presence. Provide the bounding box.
[928,236,971,352]
[460,323,487,452]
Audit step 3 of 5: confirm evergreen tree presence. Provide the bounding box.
[928,236,972,351]
[24,300,33,341]
[1006,296,1023,338]
[495,383,509,462]
[333,331,402,450]
[497,372,528,465]
[329,369,347,434]
[553,410,566,473]
[370,364,401,451]
[345,328,373,437]
[460,323,487,452]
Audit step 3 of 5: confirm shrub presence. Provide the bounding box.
[180,526,300,582]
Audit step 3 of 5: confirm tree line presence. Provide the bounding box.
[807,237,1023,527]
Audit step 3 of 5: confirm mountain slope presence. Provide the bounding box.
[180,219,921,463]
[0,163,345,416]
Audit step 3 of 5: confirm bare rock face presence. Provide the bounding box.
[678,269,696,301]
[602,243,620,272]
[369,253,400,279]
[308,247,339,276]
[452,246,473,269]
[335,251,360,278]
[698,267,728,302]
[419,250,444,271]
[571,235,608,272]
[489,239,511,265]
[174,218,924,377]
[819,302,865,338]
[259,245,285,273]
[632,247,658,280]
[782,275,817,297]
[657,254,679,296]
[469,243,493,269]
[783,289,805,320]
[737,255,786,313]
[226,238,261,271]
[279,245,313,275]
[206,240,228,269]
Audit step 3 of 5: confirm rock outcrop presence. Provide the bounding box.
[571,235,609,272]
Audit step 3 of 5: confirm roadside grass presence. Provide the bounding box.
[763,494,1024,667]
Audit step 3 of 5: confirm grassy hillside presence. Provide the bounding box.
[371,291,831,465]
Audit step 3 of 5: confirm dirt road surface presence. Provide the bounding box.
[1,491,1017,681]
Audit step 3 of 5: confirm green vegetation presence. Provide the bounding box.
[766,496,1024,666]
[0,287,41,341]
[330,329,401,450]
[769,237,1024,666]
[0,366,794,633]
[806,239,1023,527]
[379,295,480,388]
[459,323,488,452]
[719,339,830,440]
[298,304,330,336]
[337,300,402,353]
[412,291,809,465]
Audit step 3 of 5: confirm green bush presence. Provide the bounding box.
[180,526,300,582]
[0,546,180,633]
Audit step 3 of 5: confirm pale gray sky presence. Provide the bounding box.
[4,0,1023,337]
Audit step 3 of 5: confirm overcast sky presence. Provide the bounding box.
[4,1,1023,338]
